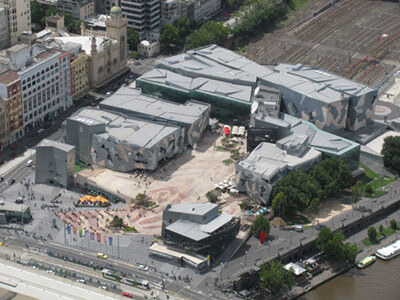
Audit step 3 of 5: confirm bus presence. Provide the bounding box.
[101,269,150,290]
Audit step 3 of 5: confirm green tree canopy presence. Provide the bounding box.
[382,136,400,173]
[350,180,364,204]
[174,17,191,37]
[251,215,270,237]
[259,261,295,294]
[160,24,181,51]
[127,28,140,51]
[109,216,124,228]
[390,219,398,230]
[186,21,229,49]
[367,226,377,244]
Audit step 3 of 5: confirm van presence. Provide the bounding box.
[25,159,33,167]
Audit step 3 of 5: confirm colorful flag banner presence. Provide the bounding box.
[109,237,113,246]
[104,235,107,244]
[96,233,101,243]
[73,227,77,235]
[84,230,89,237]
[90,232,95,240]
[79,228,83,237]
[67,226,71,234]
[260,231,268,244]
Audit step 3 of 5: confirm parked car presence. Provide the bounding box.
[46,270,55,275]
[8,179,15,185]
[139,264,149,271]
[76,279,86,284]
[97,253,108,259]
[0,177,4,183]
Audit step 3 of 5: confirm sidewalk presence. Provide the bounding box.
[0,149,35,177]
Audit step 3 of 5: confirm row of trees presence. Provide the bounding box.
[271,158,352,219]
[160,17,229,51]
[232,0,286,38]
[316,228,358,265]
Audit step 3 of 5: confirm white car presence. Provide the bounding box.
[46,270,55,275]
[139,265,149,271]
[76,279,86,284]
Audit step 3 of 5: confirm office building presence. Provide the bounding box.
[35,139,75,188]
[0,7,9,49]
[0,96,8,151]
[99,86,210,146]
[57,0,95,21]
[162,203,240,256]
[0,0,31,46]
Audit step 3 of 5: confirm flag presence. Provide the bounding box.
[109,237,113,246]
[67,226,71,234]
[79,228,83,237]
[97,233,101,243]
[104,235,107,244]
[90,232,95,240]
[73,227,77,235]
[260,231,268,244]
[84,230,89,237]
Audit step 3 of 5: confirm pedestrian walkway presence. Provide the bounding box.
[0,149,35,177]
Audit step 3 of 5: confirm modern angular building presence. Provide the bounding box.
[64,108,185,171]
[137,45,377,133]
[162,203,240,257]
[99,87,210,146]
[35,139,75,188]
[261,63,378,133]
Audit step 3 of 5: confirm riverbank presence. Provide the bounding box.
[287,210,400,299]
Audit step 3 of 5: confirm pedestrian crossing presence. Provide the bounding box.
[0,149,36,177]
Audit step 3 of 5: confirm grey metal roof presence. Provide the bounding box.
[70,108,181,148]
[37,139,75,152]
[200,213,232,233]
[261,63,376,104]
[0,202,29,213]
[165,219,210,241]
[100,87,209,125]
[284,262,306,276]
[167,203,218,216]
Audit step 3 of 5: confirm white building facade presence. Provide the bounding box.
[0,0,31,45]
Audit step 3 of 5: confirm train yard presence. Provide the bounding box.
[246,0,400,89]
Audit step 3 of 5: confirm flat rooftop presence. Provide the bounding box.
[0,202,29,213]
[100,87,210,124]
[37,139,75,152]
[54,36,116,56]
[166,203,218,216]
[70,108,181,148]
[261,63,376,103]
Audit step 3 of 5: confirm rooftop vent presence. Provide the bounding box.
[292,64,303,71]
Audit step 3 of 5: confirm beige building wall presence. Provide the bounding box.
[0,96,8,151]
[71,52,90,101]
[88,8,128,89]
[0,0,31,45]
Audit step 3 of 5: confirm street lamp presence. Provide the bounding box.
[245,251,248,266]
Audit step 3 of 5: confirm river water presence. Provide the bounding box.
[300,256,400,300]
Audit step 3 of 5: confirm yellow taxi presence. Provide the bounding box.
[97,252,108,259]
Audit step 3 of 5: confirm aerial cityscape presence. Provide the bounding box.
[0,0,399,300]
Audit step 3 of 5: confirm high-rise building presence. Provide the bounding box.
[0,0,31,46]
[57,0,95,21]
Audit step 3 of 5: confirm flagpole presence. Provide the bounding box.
[64,223,66,245]
[117,235,120,259]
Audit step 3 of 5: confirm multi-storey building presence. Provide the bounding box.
[0,69,23,143]
[193,0,220,23]
[0,0,31,46]
[57,0,95,21]
[2,44,73,133]
[71,52,89,101]
[0,96,8,151]
[0,7,9,49]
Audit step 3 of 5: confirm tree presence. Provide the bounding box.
[186,21,229,49]
[259,261,295,294]
[127,28,140,51]
[382,136,400,173]
[365,184,374,196]
[271,192,289,218]
[174,17,191,38]
[368,226,377,244]
[135,192,151,207]
[160,24,181,51]
[342,243,358,265]
[379,224,384,234]
[109,216,124,228]
[390,219,398,230]
[350,180,364,204]
[206,190,220,203]
[251,215,270,237]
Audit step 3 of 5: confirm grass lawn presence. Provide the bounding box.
[382,226,396,237]
[360,163,381,180]
[123,226,137,232]
[289,0,310,10]
[367,177,396,190]
[285,214,310,225]
[223,159,234,165]
[74,164,87,173]
[368,190,388,198]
